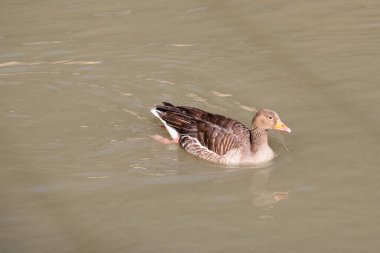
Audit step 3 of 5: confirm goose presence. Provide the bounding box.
[151,102,291,165]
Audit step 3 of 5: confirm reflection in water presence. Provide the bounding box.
[0,60,102,67]
[249,167,289,208]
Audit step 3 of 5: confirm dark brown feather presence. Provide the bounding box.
[154,102,250,156]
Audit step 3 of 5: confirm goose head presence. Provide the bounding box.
[252,109,291,133]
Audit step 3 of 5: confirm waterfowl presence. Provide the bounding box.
[151,102,291,165]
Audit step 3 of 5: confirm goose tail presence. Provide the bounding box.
[151,103,180,140]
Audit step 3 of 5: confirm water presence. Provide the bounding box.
[1,1,380,252]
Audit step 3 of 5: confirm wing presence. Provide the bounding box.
[153,102,250,156]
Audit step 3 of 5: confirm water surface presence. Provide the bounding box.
[1,1,380,252]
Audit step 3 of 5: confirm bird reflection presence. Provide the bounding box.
[249,166,289,208]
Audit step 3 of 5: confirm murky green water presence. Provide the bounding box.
[1,1,380,252]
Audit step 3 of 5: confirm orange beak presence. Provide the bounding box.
[274,120,291,133]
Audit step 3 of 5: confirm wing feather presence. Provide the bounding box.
[153,102,250,156]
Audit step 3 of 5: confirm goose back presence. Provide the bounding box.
[152,102,251,160]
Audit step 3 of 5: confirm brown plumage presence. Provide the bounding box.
[151,102,291,165]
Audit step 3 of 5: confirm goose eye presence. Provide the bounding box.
[268,116,273,120]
